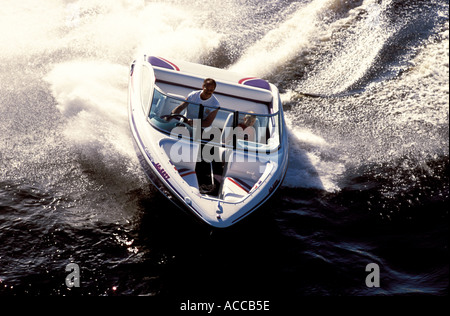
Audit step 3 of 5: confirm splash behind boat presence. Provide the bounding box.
[128,56,288,228]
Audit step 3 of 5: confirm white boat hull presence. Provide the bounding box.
[128,56,288,228]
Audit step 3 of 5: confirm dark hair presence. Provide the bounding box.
[203,78,217,88]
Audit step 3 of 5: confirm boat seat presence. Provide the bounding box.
[221,155,265,201]
[223,150,265,187]
[159,138,201,189]
[221,177,252,202]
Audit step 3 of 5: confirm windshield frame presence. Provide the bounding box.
[147,86,282,153]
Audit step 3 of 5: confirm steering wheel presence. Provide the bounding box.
[161,114,191,128]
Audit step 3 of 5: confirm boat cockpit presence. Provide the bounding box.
[144,85,283,198]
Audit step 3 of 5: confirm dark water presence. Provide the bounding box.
[0,0,448,305]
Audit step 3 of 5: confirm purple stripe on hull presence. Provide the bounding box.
[239,77,271,91]
[148,56,180,71]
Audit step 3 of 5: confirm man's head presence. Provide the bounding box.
[202,78,217,99]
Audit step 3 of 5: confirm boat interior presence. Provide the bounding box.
[146,68,281,201]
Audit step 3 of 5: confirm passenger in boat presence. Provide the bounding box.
[170,78,220,128]
[226,112,257,143]
[238,112,257,142]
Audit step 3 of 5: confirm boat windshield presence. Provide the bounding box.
[148,87,281,152]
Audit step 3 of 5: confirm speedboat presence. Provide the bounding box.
[128,55,288,228]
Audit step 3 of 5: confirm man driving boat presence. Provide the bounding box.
[170,78,220,128]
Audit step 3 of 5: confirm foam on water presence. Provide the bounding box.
[0,0,65,58]
[37,0,353,192]
[297,0,400,95]
[0,0,223,62]
[284,113,345,192]
[44,61,131,158]
[0,0,221,182]
[1,0,447,195]
[229,0,364,77]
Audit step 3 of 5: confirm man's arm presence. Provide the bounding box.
[171,101,189,115]
[201,107,220,127]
